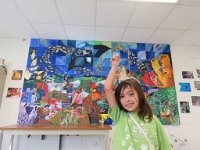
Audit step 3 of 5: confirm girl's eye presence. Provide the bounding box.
[120,95,124,98]
[129,93,134,96]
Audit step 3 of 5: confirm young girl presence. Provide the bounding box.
[104,55,173,150]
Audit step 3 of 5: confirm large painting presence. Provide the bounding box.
[17,39,180,125]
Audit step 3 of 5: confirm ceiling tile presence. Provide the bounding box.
[14,0,61,24]
[0,0,27,22]
[0,26,13,38]
[178,0,200,6]
[173,30,200,45]
[56,0,96,26]
[96,1,136,27]
[32,24,67,40]
[65,25,95,40]
[122,28,154,43]
[196,41,200,46]
[0,22,38,38]
[189,20,200,30]
[0,0,200,45]
[148,29,183,44]
[159,5,200,30]
[128,3,174,28]
[95,27,124,42]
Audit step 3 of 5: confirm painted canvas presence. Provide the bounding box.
[17,39,180,125]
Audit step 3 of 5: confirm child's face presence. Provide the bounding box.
[120,86,140,113]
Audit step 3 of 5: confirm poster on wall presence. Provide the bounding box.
[182,71,194,79]
[180,101,190,113]
[17,39,180,125]
[194,81,200,90]
[11,70,23,80]
[6,88,21,98]
[179,82,191,92]
[191,96,200,106]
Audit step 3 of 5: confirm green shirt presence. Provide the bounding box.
[110,106,173,150]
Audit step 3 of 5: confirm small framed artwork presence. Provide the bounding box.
[182,71,194,79]
[194,81,200,90]
[11,70,23,80]
[180,101,190,113]
[191,96,200,106]
[179,82,191,92]
[6,88,21,98]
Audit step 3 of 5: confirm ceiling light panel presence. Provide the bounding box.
[125,0,178,3]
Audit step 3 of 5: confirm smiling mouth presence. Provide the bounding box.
[126,103,134,108]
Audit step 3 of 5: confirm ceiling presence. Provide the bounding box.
[0,0,200,46]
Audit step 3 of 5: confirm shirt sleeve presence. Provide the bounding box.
[109,105,121,124]
[154,116,173,150]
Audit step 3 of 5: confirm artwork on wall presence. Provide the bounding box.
[182,71,194,79]
[180,101,190,113]
[194,81,200,90]
[6,87,21,98]
[191,96,200,106]
[17,39,180,125]
[11,70,23,80]
[179,82,191,92]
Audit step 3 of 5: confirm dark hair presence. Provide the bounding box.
[115,78,153,122]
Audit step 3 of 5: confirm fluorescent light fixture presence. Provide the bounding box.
[126,0,178,3]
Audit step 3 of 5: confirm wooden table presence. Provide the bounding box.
[0,124,112,150]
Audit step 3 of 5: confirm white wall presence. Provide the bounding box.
[167,45,200,150]
[0,39,200,150]
[0,38,30,126]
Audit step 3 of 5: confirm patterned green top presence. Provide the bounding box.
[110,106,173,150]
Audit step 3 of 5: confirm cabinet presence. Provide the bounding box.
[0,124,112,150]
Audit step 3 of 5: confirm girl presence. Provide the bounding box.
[104,55,173,150]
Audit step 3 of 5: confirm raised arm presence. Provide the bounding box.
[104,55,120,109]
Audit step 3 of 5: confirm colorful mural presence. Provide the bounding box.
[17,39,180,125]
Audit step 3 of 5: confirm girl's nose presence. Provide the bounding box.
[124,96,130,102]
